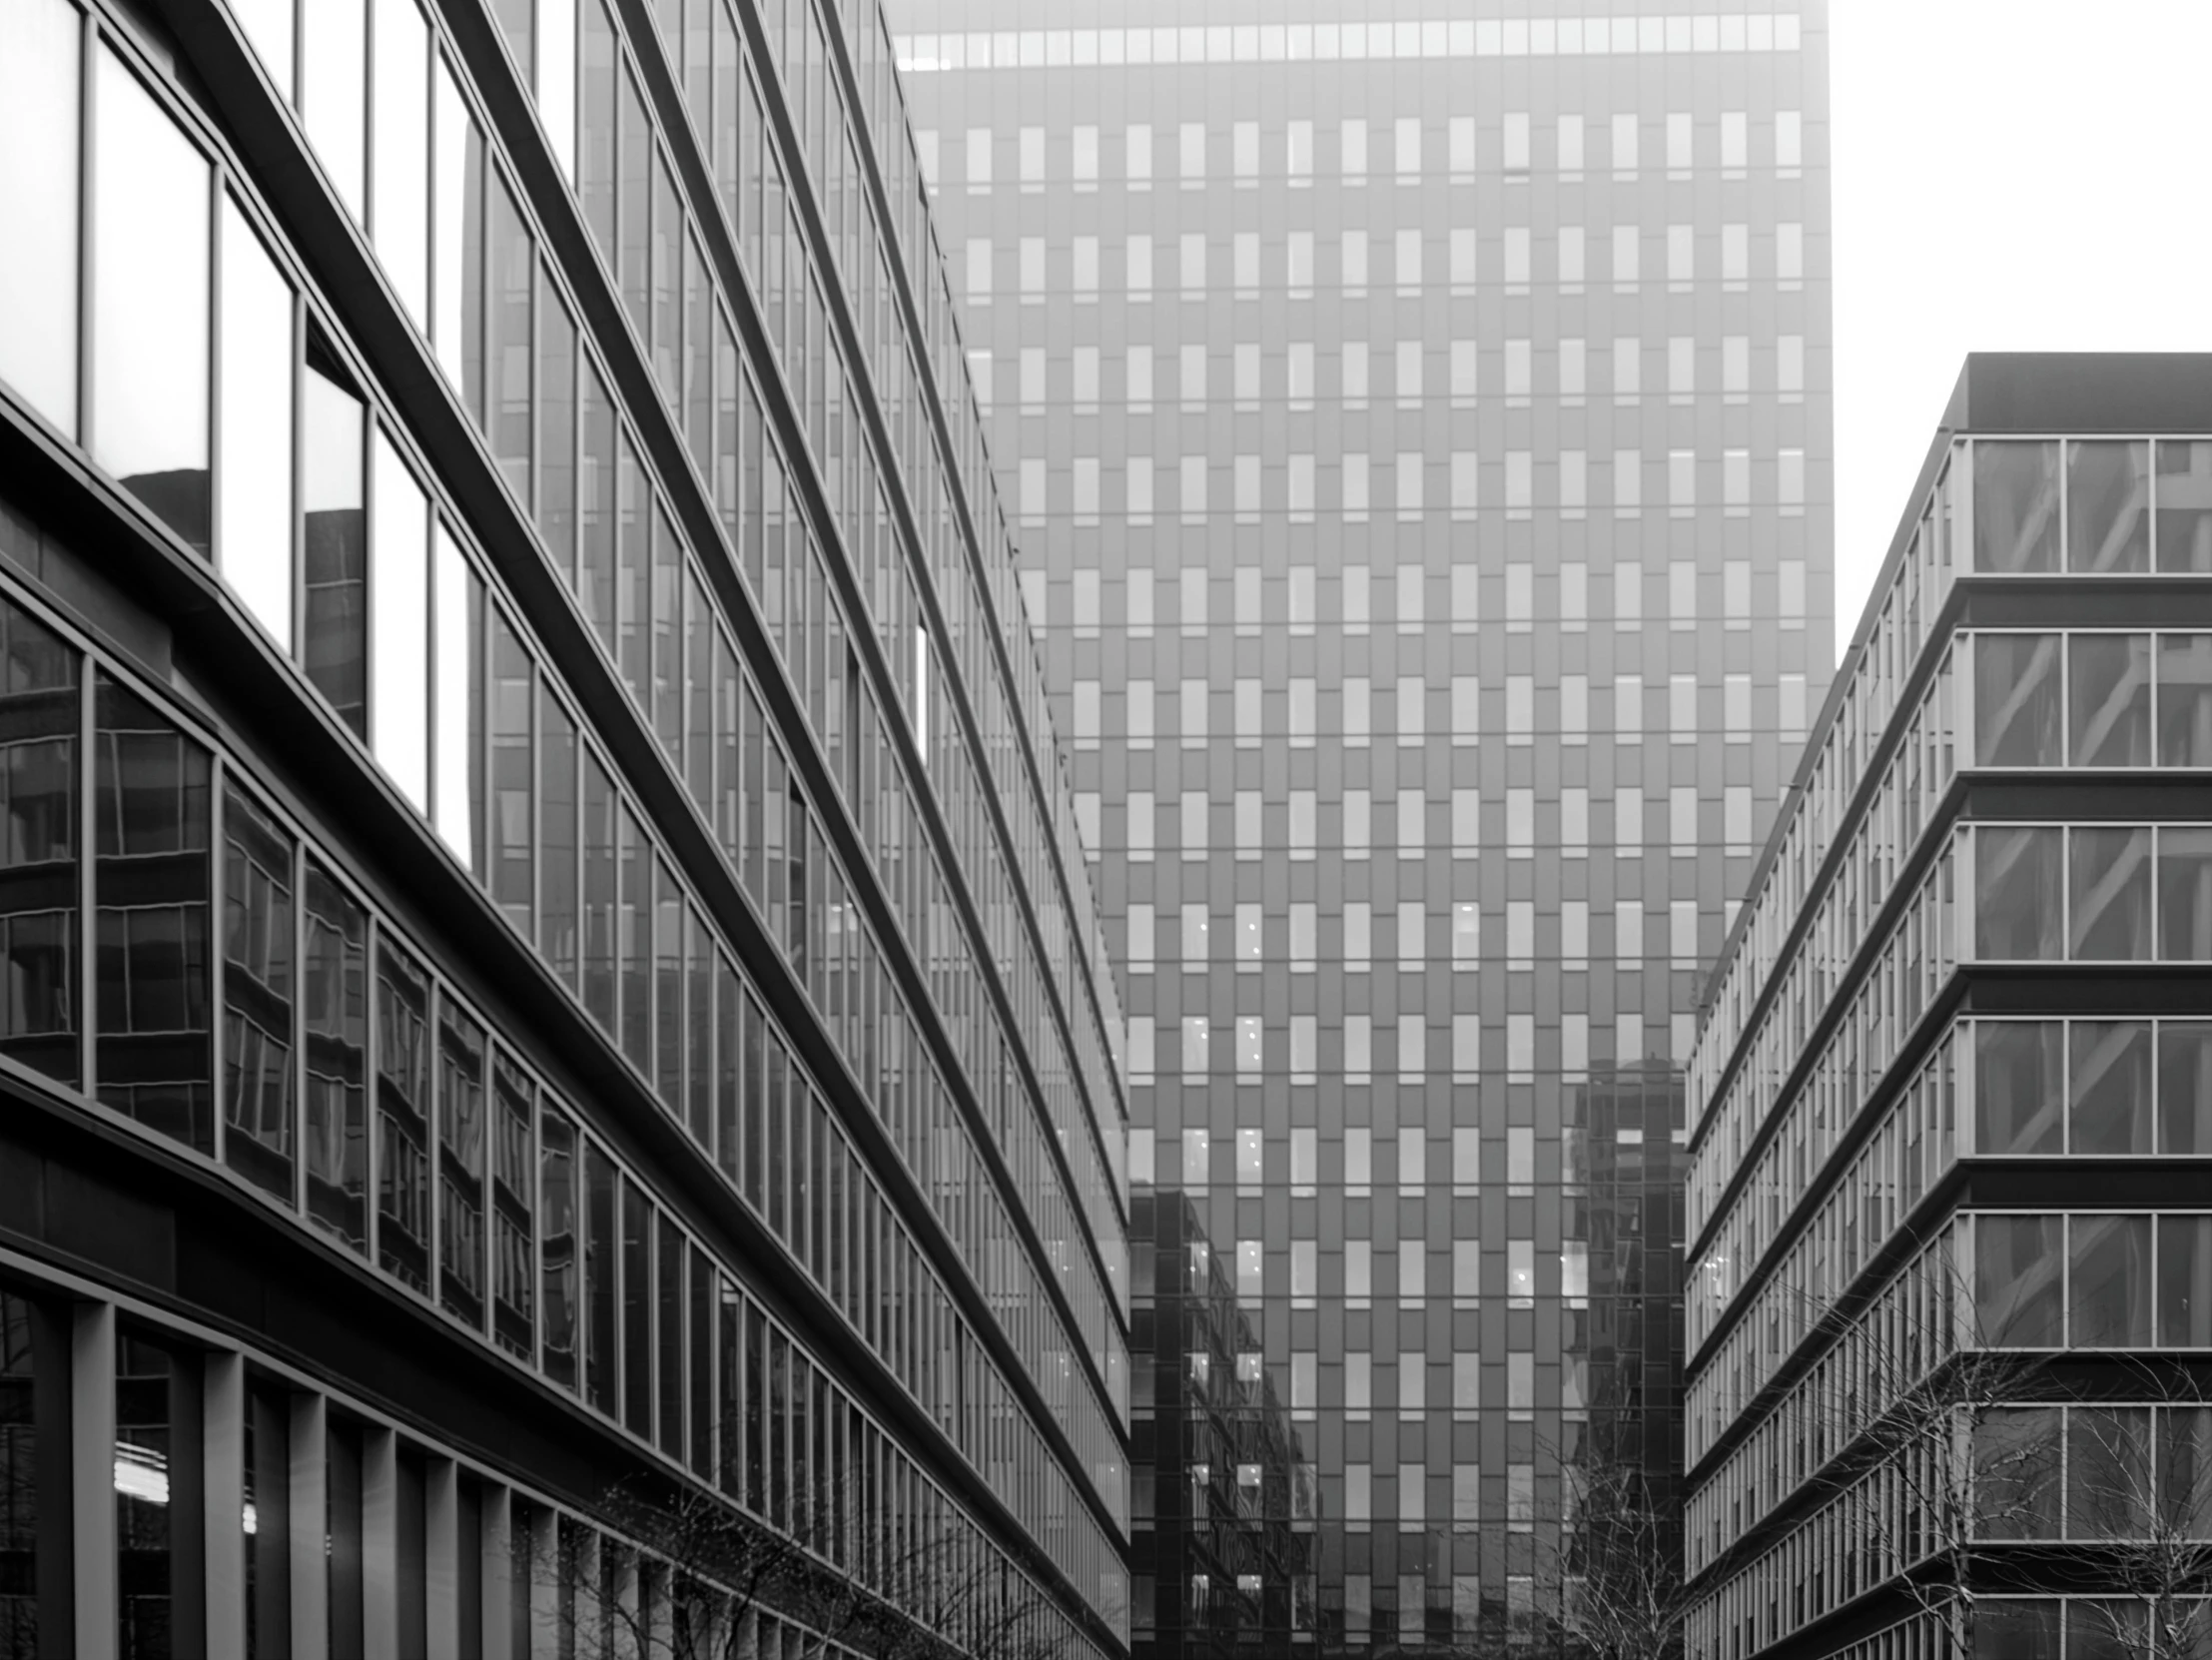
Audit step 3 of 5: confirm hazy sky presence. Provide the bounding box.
[1830,0,2212,651]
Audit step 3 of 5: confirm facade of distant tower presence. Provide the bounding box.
[890,4,1837,1654]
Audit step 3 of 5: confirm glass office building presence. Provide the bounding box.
[0,0,1129,1652]
[887,2,1836,1652]
[1683,355,2212,1660]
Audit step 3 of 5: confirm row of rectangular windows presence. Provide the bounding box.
[921,109,1809,185]
[962,222,1812,303]
[896,14,1812,71]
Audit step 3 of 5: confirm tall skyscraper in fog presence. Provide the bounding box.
[890,3,1835,1652]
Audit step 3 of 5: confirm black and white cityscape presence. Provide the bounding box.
[0,3,2206,1659]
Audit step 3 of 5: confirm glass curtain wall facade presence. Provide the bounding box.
[1683,355,2212,1660]
[887,2,1836,1654]
[0,0,1129,1652]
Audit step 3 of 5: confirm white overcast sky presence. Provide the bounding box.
[1830,0,2212,651]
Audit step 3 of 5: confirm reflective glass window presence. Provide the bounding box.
[1975,1214,2063,1347]
[95,676,212,1153]
[373,938,431,1290]
[222,785,295,1199]
[2067,634,2151,767]
[92,49,212,554]
[369,429,428,809]
[370,0,430,326]
[539,1107,578,1387]
[437,995,487,1326]
[431,55,473,387]
[430,527,481,862]
[2067,1021,2151,1156]
[2068,826,2151,960]
[0,594,80,1088]
[0,0,80,432]
[486,172,533,496]
[2159,827,2212,960]
[486,607,533,934]
[303,0,367,216]
[2156,634,2212,766]
[2157,1216,2212,1347]
[2067,440,2150,572]
[303,350,368,735]
[2069,1215,2151,1347]
[302,857,367,1250]
[1974,1022,2060,1156]
[217,197,297,652]
[1973,441,2060,573]
[2161,1023,2212,1156]
[2157,440,2212,572]
[1976,826,2061,960]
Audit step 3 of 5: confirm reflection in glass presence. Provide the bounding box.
[373,939,431,1291]
[1974,1021,2061,1156]
[2158,634,2212,767]
[1973,633,2060,766]
[115,1337,173,1652]
[538,271,576,577]
[580,0,617,261]
[2068,1215,2151,1348]
[222,786,295,1200]
[95,675,213,1153]
[490,1055,534,1357]
[2067,634,2150,767]
[584,1139,616,1412]
[486,173,533,498]
[302,0,367,217]
[1976,1213,2063,1347]
[303,351,368,734]
[1975,825,2062,960]
[430,57,472,389]
[0,594,80,1087]
[92,48,212,554]
[218,197,297,651]
[370,0,429,328]
[580,750,616,1030]
[578,360,616,654]
[488,608,534,935]
[303,858,367,1251]
[369,429,428,809]
[618,66,650,339]
[436,995,486,1328]
[2067,1021,2151,1156]
[2157,440,2212,572]
[1973,441,2060,573]
[2067,1407,2152,1536]
[2068,826,2151,961]
[1970,1598,2060,1658]
[538,686,576,985]
[541,0,576,181]
[539,1107,577,1388]
[430,526,480,862]
[2162,1024,2212,1156]
[2159,827,2212,960]
[2158,1218,2212,1347]
[2067,440,2150,572]
[0,0,80,433]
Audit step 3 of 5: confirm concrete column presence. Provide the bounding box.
[70,1300,116,1660]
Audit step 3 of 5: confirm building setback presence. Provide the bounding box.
[1684,355,2212,1660]
[887,2,1837,1653]
[0,0,1130,1652]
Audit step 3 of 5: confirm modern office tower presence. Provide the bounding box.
[1682,355,2212,1660]
[0,0,1130,1652]
[887,2,1835,1652]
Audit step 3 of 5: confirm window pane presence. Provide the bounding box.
[539,1108,578,1387]
[1971,1599,2060,1659]
[1974,633,2061,766]
[1976,826,2062,960]
[0,594,81,1087]
[1972,1412,2061,1540]
[1976,1213,2063,1347]
[490,1057,533,1358]
[303,859,367,1251]
[1975,1022,2061,1156]
[373,939,431,1291]
[2161,1023,2212,1156]
[93,48,212,555]
[303,352,368,735]
[0,0,81,433]
[370,0,429,326]
[2070,1214,2152,1347]
[217,197,297,652]
[485,171,533,497]
[115,1336,173,1651]
[2160,827,2212,960]
[2067,634,2151,768]
[430,56,473,388]
[2156,634,2212,767]
[430,526,481,862]
[1974,440,2060,572]
[487,609,533,934]
[302,0,367,217]
[2157,1216,2212,1348]
[2068,1021,2151,1156]
[537,687,576,984]
[95,676,212,1152]
[2067,1407,2152,1537]
[2069,826,2152,960]
[2157,440,2212,572]
[2067,440,2150,572]
[369,429,428,809]
[222,786,295,1200]
[436,994,487,1327]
